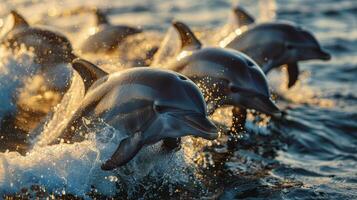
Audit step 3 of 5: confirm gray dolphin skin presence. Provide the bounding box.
[54,59,218,170]
[80,9,142,53]
[0,10,75,66]
[222,8,331,88]
[0,10,76,93]
[166,21,281,129]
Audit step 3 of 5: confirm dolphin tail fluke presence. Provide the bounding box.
[232,5,255,27]
[172,21,202,51]
[94,9,109,25]
[71,58,108,93]
[101,133,144,170]
[10,10,29,28]
[287,62,299,88]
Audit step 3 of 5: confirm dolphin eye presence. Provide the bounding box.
[154,105,164,113]
[246,59,255,67]
[230,85,240,93]
[154,104,175,113]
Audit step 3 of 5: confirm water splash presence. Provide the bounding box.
[0,129,117,197]
[0,0,355,198]
[151,27,181,67]
[0,45,37,124]
[0,71,199,197]
[31,71,85,147]
[268,67,335,108]
[1,115,199,198]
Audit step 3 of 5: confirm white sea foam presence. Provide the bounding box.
[0,130,117,196]
[0,45,38,125]
[0,69,119,196]
[0,121,191,197]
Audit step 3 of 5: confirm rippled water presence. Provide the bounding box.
[0,0,356,199]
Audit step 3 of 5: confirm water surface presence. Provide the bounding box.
[0,0,356,199]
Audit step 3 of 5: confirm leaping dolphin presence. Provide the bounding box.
[51,59,218,170]
[221,6,331,88]
[80,9,142,54]
[157,21,281,130]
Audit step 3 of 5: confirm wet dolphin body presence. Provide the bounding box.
[0,11,100,150]
[52,59,218,170]
[159,21,280,130]
[1,11,75,64]
[80,9,142,54]
[0,10,76,91]
[222,6,331,88]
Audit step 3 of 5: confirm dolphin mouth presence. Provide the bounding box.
[317,49,331,61]
[243,96,282,118]
[182,113,218,140]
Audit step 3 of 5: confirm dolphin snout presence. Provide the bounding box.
[317,49,331,61]
[244,96,282,118]
[184,114,218,140]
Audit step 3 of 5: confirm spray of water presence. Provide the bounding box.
[0,45,38,124]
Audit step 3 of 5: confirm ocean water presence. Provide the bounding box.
[0,0,356,199]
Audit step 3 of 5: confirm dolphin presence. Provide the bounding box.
[0,10,77,91]
[222,6,331,88]
[52,58,218,170]
[1,10,75,67]
[158,21,281,130]
[80,9,142,54]
[0,11,77,125]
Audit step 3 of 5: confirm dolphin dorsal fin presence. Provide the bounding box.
[94,9,109,26]
[71,58,108,93]
[232,6,255,27]
[172,21,202,51]
[10,10,29,29]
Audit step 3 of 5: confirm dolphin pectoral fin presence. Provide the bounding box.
[232,6,255,27]
[71,58,108,93]
[94,9,109,25]
[287,62,299,88]
[10,10,29,29]
[172,21,202,51]
[101,133,144,170]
